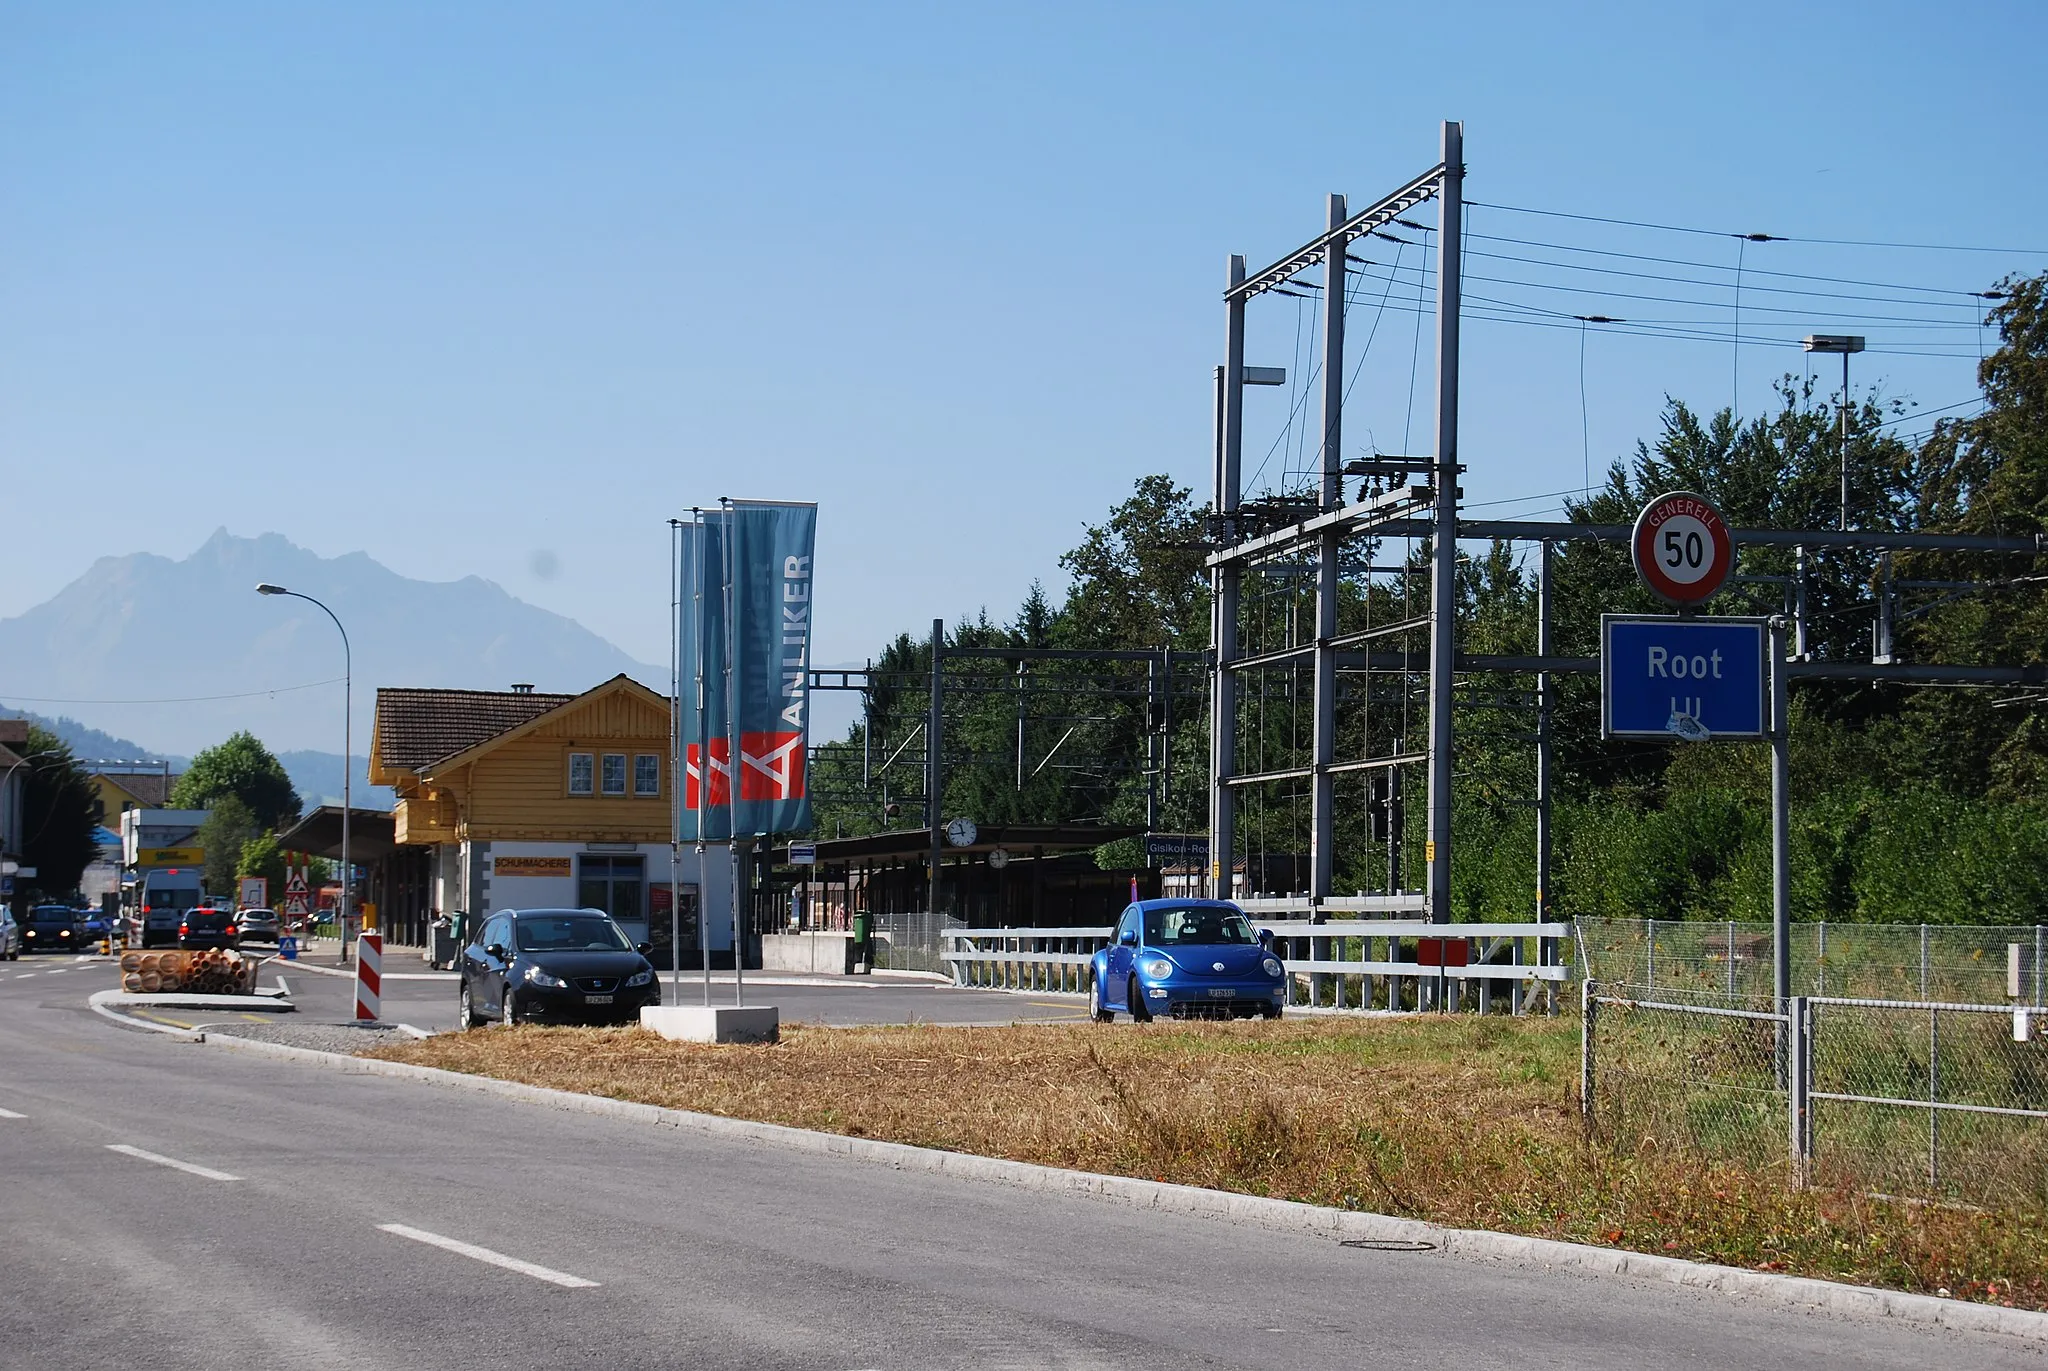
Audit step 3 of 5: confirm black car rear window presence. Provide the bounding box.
[514,915,631,953]
[186,912,231,929]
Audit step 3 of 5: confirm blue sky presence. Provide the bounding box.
[5,0,2044,682]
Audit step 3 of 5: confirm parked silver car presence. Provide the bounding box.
[0,909,19,960]
[236,907,281,943]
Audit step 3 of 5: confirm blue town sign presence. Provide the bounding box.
[1601,615,1768,741]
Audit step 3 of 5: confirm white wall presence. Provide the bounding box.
[471,840,733,952]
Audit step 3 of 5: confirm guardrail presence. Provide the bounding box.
[942,920,1574,1014]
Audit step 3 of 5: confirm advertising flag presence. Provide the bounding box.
[726,500,815,837]
[676,502,816,840]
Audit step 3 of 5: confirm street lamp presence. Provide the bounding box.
[255,583,352,951]
[1802,334,1866,532]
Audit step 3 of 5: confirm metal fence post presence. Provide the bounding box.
[1919,923,1930,999]
[2037,925,2044,1008]
[1817,920,1827,997]
[1580,979,1596,1124]
[1928,1004,1941,1188]
[1645,917,1655,990]
[1727,920,1736,998]
[1789,995,1811,1186]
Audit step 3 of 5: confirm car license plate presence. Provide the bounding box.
[1206,988,1237,998]
[584,994,614,1005]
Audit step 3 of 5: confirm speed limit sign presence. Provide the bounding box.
[1631,491,1733,605]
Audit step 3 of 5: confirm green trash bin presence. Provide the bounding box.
[851,911,873,974]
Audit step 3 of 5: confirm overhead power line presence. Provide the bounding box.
[1468,201,2048,256]
[0,677,346,706]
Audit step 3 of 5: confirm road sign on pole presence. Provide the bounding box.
[1632,491,1734,606]
[1602,615,1768,741]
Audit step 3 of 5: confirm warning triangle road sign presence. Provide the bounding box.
[286,871,310,895]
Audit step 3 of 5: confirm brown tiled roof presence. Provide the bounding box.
[373,688,577,773]
[96,771,178,806]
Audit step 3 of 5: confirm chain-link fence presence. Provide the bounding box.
[1581,987,1793,1174]
[872,911,966,975]
[1585,984,2048,1206]
[1577,917,2047,1006]
[1809,998,2048,1208]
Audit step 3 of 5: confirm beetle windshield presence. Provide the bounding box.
[1142,907,1255,946]
[515,914,632,953]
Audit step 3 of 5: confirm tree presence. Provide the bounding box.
[237,831,287,901]
[172,732,301,831]
[15,726,97,902]
[1057,475,1210,650]
[193,797,259,899]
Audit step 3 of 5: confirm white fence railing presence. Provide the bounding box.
[943,920,1574,1014]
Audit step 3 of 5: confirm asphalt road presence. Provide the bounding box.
[0,955,2039,1369]
[240,947,1095,1032]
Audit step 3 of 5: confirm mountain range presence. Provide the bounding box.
[0,529,667,773]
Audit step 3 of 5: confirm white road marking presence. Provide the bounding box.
[375,1223,600,1288]
[15,973,35,978]
[0,1106,25,1119]
[105,1144,241,1181]
[47,968,66,975]
[274,976,291,998]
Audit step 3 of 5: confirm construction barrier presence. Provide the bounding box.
[356,932,381,1021]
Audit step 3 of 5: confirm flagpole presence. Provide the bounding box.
[694,508,712,1006]
[668,518,683,1001]
[722,497,744,1009]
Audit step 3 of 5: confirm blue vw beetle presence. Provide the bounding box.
[1088,898,1287,1022]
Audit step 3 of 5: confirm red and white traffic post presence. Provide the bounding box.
[355,931,382,1022]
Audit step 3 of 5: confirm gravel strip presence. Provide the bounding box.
[196,1019,416,1055]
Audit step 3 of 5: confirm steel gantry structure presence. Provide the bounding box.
[1208,121,1465,921]
[1203,121,2048,941]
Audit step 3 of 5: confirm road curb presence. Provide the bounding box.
[279,959,454,983]
[192,1032,2046,1342]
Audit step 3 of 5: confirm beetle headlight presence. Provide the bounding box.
[1262,957,1284,978]
[1139,957,1173,980]
[625,968,653,988]
[524,966,566,988]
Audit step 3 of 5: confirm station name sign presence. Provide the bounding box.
[1601,615,1767,741]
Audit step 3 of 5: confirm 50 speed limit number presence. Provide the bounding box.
[1631,491,1733,605]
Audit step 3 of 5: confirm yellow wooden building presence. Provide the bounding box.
[369,674,723,965]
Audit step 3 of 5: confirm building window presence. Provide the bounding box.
[579,855,645,924]
[634,754,660,797]
[601,753,627,795]
[568,753,594,796]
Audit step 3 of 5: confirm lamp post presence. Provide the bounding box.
[255,583,351,952]
[1802,334,1866,531]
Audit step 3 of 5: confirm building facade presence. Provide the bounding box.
[369,676,733,965]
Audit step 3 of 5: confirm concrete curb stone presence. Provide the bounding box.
[187,1030,2048,1342]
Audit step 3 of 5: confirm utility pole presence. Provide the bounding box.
[927,618,944,919]
[1309,193,1347,912]
[1210,258,1246,901]
[1425,119,1464,924]
[1535,540,1554,935]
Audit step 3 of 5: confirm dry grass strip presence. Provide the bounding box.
[372,1016,2047,1310]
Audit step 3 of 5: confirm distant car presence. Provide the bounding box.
[0,909,18,960]
[22,906,87,955]
[179,908,241,951]
[83,910,113,940]
[1087,899,1287,1022]
[458,908,660,1028]
[236,908,280,943]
